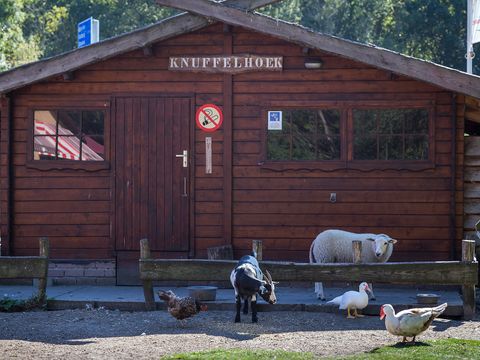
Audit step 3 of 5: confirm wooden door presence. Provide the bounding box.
[114,96,192,256]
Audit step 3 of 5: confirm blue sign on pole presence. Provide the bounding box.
[78,17,99,48]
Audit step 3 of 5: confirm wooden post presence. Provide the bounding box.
[462,240,476,320]
[140,238,155,311]
[37,237,49,303]
[352,241,362,264]
[252,240,262,260]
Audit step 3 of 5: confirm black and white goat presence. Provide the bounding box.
[230,253,277,323]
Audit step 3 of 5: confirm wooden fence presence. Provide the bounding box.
[0,237,49,303]
[139,239,478,319]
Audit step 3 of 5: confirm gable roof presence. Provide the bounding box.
[0,0,279,94]
[2,0,480,98]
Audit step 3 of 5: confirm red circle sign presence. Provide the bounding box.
[196,104,223,132]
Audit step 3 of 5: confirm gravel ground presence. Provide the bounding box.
[0,308,479,359]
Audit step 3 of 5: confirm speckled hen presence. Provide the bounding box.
[158,290,207,324]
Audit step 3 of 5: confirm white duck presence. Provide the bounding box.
[380,303,447,343]
[327,282,370,318]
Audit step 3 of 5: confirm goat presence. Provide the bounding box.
[230,253,277,323]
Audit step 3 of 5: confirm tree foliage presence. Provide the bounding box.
[0,0,476,73]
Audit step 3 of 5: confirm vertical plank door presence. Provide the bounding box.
[115,96,191,257]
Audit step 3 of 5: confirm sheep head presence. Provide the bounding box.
[366,234,397,260]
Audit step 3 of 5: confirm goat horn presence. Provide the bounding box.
[264,269,273,283]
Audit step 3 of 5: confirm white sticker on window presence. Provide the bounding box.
[268,110,282,130]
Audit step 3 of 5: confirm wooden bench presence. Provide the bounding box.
[139,238,478,319]
[0,237,49,303]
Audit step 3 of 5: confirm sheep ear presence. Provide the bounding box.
[389,239,397,244]
[366,238,375,242]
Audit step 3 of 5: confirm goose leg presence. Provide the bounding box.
[411,336,416,343]
[402,337,407,343]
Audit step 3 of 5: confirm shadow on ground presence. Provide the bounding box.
[1,308,475,346]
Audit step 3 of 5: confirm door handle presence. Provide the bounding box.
[182,177,188,197]
[175,150,188,168]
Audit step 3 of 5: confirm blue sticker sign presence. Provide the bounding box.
[268,110,282,130]
[78,17,99,48]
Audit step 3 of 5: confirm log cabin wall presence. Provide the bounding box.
[2,23,461,275]
[229,28,458,262]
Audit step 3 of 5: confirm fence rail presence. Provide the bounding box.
[0,237,49,303]
[139,239,478,319]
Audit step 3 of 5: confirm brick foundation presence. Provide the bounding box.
[48,260,116,285]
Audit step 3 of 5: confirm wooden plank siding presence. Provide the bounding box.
[229,28,458,262]
[5,24,460,263]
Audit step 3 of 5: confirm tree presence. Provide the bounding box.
[27,0,176,59]
[0,0,41,71]
[261,0,472,73]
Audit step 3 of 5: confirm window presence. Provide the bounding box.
[267,109,341,161]
[33,110,105,161]
[353,109,429,161]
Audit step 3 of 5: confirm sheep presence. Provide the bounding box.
[230,252,277,323]
[309,229,397,301]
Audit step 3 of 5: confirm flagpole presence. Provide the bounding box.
[467,0,474,73]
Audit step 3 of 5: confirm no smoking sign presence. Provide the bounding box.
[196,104,223,132]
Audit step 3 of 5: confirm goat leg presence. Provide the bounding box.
[251,299,258,323]
[243,298,249,314]
[235,295,241,323]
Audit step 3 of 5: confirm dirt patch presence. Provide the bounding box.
[1,308,479,359]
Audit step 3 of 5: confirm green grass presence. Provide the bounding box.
[163,339,480,360]
[337,339,480,360]
[162,349,314,360]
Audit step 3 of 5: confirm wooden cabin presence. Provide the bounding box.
[1,0,480,284]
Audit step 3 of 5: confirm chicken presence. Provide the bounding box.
[380,303,447,343]
[327,282,370,318]
[158,290,207,324]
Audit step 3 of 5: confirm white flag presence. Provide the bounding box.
[473,0,480,44]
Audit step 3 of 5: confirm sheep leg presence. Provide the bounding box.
[251,299,258,323]
[368,283,376,300]
[315,282,326,300]
[235,295,241,323]
[243,298,249,314]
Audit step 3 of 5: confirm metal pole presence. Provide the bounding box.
[467,0,474,73]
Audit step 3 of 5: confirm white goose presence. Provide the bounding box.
[327,282,370,318]
[380,303,447,343]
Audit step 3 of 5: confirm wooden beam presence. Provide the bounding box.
[142,45,154,57]
[139,238,155,311]
[465,95,480,109]
[140,259,478,285]
[223,27,233,249]
[465,109,480,123]
[0,0,280,94]
[37,237,49,303]
[0,257,48,279]
[461,240,476,320]
[222,0,283,10]
[156,0,480,99]
[62,71,74,81]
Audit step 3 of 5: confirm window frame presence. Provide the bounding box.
[259,100,435,171]
[27,105,110,171]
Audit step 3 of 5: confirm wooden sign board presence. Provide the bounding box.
[169,55,283,73]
